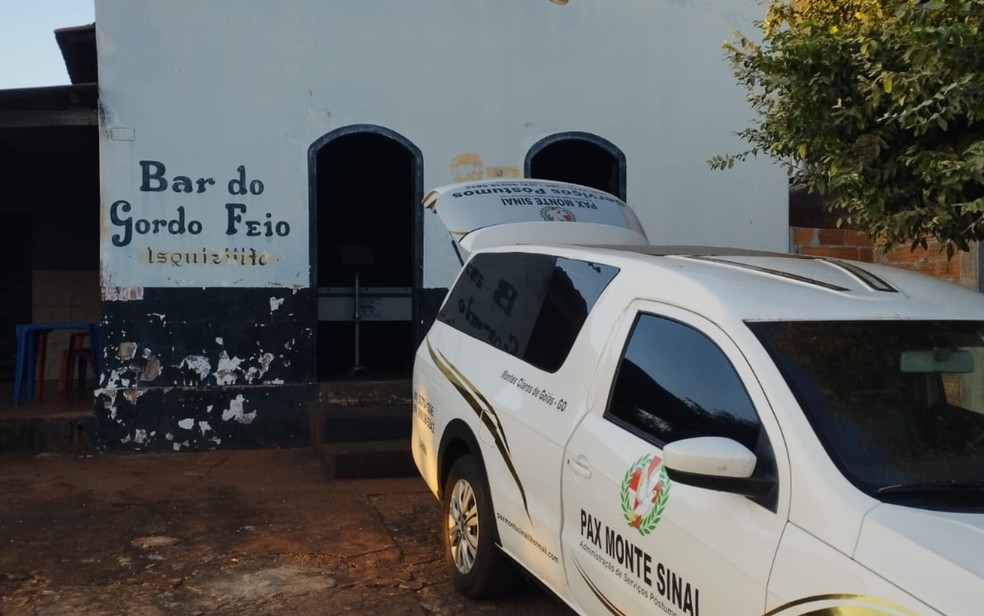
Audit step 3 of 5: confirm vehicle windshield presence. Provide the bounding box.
[748,320,984,510]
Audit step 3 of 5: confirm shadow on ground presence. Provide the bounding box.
[0,449,573,615]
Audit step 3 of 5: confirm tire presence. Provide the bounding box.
[442,454,519,599]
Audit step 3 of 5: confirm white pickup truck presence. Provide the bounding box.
[411,179,984,616]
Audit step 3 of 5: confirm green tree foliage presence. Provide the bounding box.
[711,0,984,255]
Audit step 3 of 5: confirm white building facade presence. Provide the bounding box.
[94,0,787,450]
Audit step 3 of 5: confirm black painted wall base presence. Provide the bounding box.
[95,287,317,452]
[93,285,449,452]
[95,382,316,451]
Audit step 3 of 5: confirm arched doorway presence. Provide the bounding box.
[526,132,626,200]
[308,126,423,380]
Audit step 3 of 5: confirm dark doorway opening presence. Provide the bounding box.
[0,214,33,380]
[0,118,99,385]
[526,132,627,200]
[311,128,422,380]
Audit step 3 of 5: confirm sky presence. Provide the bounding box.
[0,0,96,89]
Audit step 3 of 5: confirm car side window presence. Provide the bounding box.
[606,314,763,453]
[438,252,618,372]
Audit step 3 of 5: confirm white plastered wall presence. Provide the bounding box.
[96,0,787,291]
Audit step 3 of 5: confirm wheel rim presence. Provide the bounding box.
[447,477,480,574]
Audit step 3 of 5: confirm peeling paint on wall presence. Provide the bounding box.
[485,166,519,179]
[214,352,243,385]
[123,388,144,405]
[221,394,256,425]
[95,288,316,452]
[451,153,484,182]
[244,352,275,383]
[140,355,162,381]
[180,355,212,381]
[102,286,145,302]
[451,153,519,182]
[118,342,138,360]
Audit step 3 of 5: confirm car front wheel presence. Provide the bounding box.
[442,454,518,598]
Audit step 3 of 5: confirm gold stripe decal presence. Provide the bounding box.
[573,558,629,616]
[764,594,920,616]
[437,346,515,456]
[427,341,531,522]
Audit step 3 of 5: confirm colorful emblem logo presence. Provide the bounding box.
[540,206,576,222]
[620,453,671,536]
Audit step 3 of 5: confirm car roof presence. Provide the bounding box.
[478,243,984,322]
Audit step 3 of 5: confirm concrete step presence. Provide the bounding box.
[322,439,416,479]
[315,404,412,444]
[0,382,96,455]
[310,379,415,479]
[317,379,412,407]
[0,413,96,455]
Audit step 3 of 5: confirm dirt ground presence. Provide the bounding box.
[0,449,574,616]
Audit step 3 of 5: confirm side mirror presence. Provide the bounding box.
[663,436,774,499]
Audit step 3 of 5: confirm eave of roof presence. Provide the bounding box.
[0,84,97,128]
[55,23,97,85]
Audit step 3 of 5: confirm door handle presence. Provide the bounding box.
[567,456,592,479]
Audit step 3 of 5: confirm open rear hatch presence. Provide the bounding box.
[423,179,648,256]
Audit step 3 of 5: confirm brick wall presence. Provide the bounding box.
[790,227,979,291]
[791,228,875,263]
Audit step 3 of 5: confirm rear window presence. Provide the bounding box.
[437,252,618,372]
